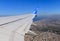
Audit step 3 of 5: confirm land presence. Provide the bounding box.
[25,15,60,41]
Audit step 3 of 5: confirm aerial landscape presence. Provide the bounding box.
[0,0,60,41]
[25,14,60,41]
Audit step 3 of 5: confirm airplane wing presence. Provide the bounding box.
[0,14,35,41]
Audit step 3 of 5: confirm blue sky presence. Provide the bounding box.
[39,0,60,15]
[0,0,60,16]
[0,0,38,16]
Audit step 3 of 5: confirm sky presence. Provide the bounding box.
[0,0,60,16]
[0,0,38,16]
[39,0,60,15]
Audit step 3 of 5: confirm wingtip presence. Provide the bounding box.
[33,8,38,14]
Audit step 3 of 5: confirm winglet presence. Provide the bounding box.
[33,8,38,14]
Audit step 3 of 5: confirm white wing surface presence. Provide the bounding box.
[0,14,35,41]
